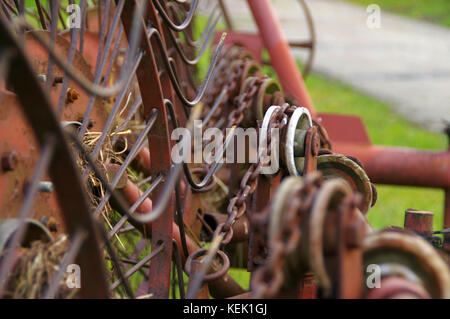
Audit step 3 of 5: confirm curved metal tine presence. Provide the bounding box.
[0,136,56,297]
[100,224,135,298]
[123,126,149,159]
[56,6,80,116]
[56,1,67,30]
[129,162,183,225]
[83,51,143,165]
[153,0,198,32]
[164,98,228,190]
[0,1,13,22]
[136,175,152,188]
[167,2,219,49]
[17,0,146,99]
[1,0,17,16]
[108,175,159,239]
[167,7,221,66]
[202,89,227,126]
[186,235,222,299]
[182,126,235,190]
[34,0,47,29]
[110,243,164,291]
[174,183,189,260]
[172,239,186,299]
[128,174,165,215]
[108,215,129,240]
[42,230,87,299]
[102,25,124,86]
[165,58,190,118]
[79,0,120,136]
[203,51,228,92]
[78,0,87,53]
[148,28,227,107]
[44,0,58,93]
[123,103,203,225]
[17,0,24,15]
[92,109,159,218]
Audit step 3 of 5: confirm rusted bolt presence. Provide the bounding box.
[1,151,18,172]
[66,88,80,103]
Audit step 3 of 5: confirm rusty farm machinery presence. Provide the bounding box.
[0,0,448,299]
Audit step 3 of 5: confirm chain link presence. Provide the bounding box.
[251,173,323,298]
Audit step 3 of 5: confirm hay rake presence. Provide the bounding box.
[0,0,448,299]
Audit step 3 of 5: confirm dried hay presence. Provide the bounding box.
[3,235,76,299]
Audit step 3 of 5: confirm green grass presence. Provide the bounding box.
[304,72,447,230]
[346,0,450,28]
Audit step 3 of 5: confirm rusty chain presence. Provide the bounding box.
[250,173,323,298]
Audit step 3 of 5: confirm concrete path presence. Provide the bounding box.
[220,0,450,132]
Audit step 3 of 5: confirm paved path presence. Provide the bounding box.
[221,0,450,132]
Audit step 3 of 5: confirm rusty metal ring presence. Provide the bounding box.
[240,61,261,91]
[309,178,353,296]
[269,176,304,241]
[284,107,313,176]
[278,221,301,256]
[251,266,284,298]
[184,249,230,282]
[259,105,282,174]
[214,222,234,245]
[363,231,450,298]
[315,154,373,214]
[189,167,217,193]
[255,78,283,122]
[235,202,247,220]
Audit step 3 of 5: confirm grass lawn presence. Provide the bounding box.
[345,0,450,28]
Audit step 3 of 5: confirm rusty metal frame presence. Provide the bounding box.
[0,15,109,298]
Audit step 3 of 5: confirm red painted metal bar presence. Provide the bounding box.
[120,0,174,298]
[246,0,315,116]
[332,143,450,189]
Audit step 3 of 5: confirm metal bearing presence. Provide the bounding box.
[284,107,313,176]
